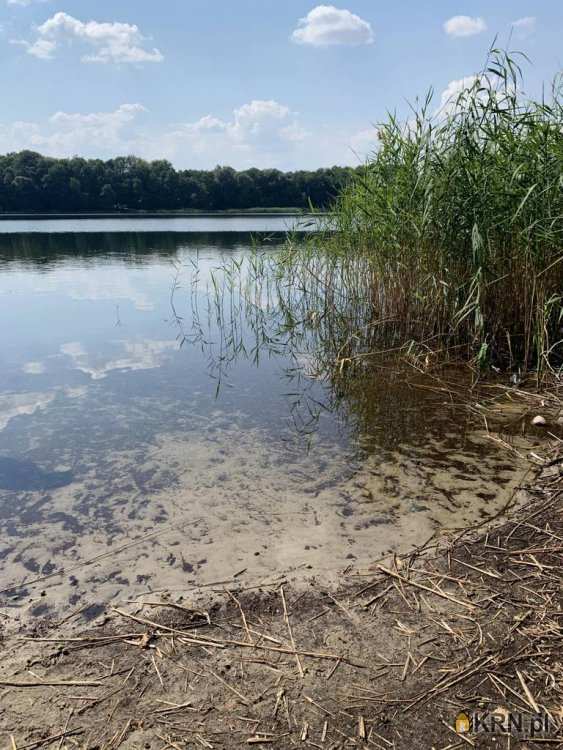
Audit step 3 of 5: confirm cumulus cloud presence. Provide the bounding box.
[0,99,374,170]
[19,11,163,63]
[0,100,308,167]
[182,115,227,136]
[229,100,294,142]
[512,16,536,37]
[7,0,48,6]
[292,5,374,47]
[0,103,147,158]
[14,37,55,59]
[438,75,478,113]
[49,103,146,129]
[158,100,309,166]
[0,120,42,152]
[436,73,516,121]
[44,103,146,154]
[443,15,487,37]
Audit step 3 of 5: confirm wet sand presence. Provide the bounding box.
[0,408,530,633]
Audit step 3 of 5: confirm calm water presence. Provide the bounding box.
[0,221,527,625]
[0,214,319,234]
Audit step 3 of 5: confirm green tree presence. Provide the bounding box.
[0,150,360,212]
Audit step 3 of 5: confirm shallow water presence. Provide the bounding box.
[0,226,529,625]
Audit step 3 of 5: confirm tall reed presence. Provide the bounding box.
[283,49,563,375]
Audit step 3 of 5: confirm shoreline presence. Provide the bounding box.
[0,211,325,221]
[1,443,560,748]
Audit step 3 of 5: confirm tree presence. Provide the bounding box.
[0,150,360,213]
[99,183,116,210]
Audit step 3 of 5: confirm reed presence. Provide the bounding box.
[281,48,563,376]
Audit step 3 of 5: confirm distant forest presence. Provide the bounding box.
[0,151,360,212]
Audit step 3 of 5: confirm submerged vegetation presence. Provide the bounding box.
[280,49,563,376]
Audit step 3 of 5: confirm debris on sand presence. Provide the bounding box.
[1,443,560,749]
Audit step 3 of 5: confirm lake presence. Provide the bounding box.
[0,219,528,624]
[0,214,320,235]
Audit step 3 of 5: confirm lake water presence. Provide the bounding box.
[0,220,528,626]
[0,214,319,235]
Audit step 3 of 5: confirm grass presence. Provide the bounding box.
[279,48,563,378]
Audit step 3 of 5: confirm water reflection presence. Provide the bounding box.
[0,214,317,235]
[174,249,482,450]
[0,231,285,268]
[0,230,529,625]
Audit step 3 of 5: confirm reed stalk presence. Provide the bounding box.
[280,48,563,377]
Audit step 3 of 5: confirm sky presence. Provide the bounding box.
[0,1,561,171]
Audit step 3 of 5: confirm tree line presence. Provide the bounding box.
[0,151,360,212]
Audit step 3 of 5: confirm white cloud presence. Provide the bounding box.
[24,38,56,59]
[7,0,48,5]
[0,103,147,158]
[229,100,293,143]
[444,15,487,38]
[0,100,372,170]
[438,75,478,113]
[0,120,42,152]
[20,11,163,64]
[46,103,147,153]
[49,103,146,129]
[23,361,46,375]
[280,122,309,143]
[512,16,536,37]
[156,100,310,167]
[292,5,373,47]
[183,115,227,136]
[1,100,305,166]
[437,71,519,119]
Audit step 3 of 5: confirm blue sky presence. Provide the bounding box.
[1,1,561,170]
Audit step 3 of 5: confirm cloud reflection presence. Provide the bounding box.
[60,339,177,380]
[0,386,87,432]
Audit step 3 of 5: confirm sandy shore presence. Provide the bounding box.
[0,436,560,749]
